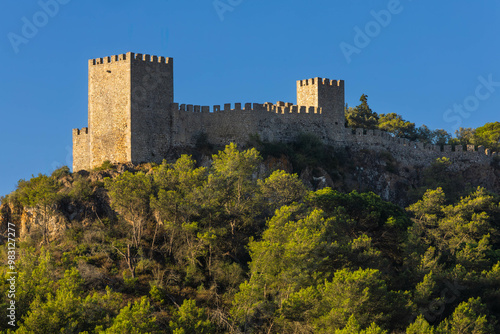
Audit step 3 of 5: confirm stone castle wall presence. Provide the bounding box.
[72,127,90,171]
[88,54,132,167]
[72,53,498,172]
[343,128,497,167]
[129,53,174,164]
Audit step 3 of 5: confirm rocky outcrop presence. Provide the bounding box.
[1,147,499,243]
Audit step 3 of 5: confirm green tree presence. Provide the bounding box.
[378,113,416,139]
[51,166,71,179]
[15,268,122,333]
[346,94,379,129]
[203,143,262,255]
[105,171,153,249]
[313,268,397,332]
[68,174,93,203]
[405,315,435,334]
[436,297,495,333]
[150,156,207,258]
[207,143,262,227]
[232,191,410,332]
[257,169,307,211]
[335,315,388,334]
[105,171,154,278]
[454,127,477,146]
[416,125,434,144]
[475,122,500,151]
[98,296,157,334]
[231,205,334,328]
[169,299,215,334]
[432,129,452,146]
[407,187,498,273]
[0,248,55,329]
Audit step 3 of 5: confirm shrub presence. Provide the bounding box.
[51,166,71,179]
[95,160,115,171]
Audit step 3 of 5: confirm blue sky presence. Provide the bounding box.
[1,0,499,197]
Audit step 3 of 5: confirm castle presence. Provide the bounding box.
[73,52,497,172]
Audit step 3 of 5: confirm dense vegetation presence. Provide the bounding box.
[346,94,500,151]
[1,142,499,333]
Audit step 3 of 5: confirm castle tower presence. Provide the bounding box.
[73,52,173,171]
[296,77,345,125]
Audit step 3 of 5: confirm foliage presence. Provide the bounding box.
[257,169,307,211]
[407,187,499,273]
[346,94,379,129]
[2,144,500,333]
[169,299,215,334]
[454,123,500,151]
[346,98,453,145]
[105,171,153,249]
[475,122,500,151]
[232,189,412,332]
[405,315,435,334]
[68,174,94,202]
[378,113,417,140]
[14,174,62,209]
[51,166,71,179]
[95,160,116,171]
[98,297,157,334]
[436,297,495,333]
[455,127,477,146]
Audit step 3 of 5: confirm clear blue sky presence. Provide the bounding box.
[1,0,499,197]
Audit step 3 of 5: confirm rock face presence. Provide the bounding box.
[295,147,500,207]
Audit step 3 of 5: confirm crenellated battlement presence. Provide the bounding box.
[72,127,88,136]
[89,52,172,66]
[347,127,497,160]
[298,77,344,87]
[170,102,324,115]
[73,52,496,173]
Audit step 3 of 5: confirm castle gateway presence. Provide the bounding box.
[73,52,495,172]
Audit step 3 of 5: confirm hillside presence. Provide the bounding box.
[0,141,500,333]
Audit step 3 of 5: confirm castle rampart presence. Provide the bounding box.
[341,126,496,168]
[89,52,172,66]
[72,53,496,172]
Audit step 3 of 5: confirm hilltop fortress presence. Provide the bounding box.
[73,52,497,172]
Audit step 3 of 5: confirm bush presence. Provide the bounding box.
[95,160,115,171]
[51,166,71,179]
[68,175,93,202]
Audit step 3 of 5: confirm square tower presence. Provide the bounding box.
[297,77,345,124]
[84,52,173,169]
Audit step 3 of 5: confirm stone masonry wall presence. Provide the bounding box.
[297,78,345,126]
[130,54,173,164]
[73,53,498,172]
[343,128,497,168]
[88,54,132,169]
[168,102,345,148]
[72,127,90,171]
